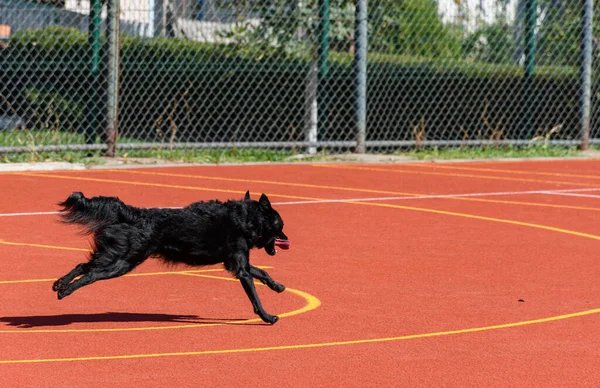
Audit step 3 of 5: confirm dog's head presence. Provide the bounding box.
[245,191,289,256]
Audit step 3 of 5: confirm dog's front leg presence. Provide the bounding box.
[237,268,279,324]
[228,250,278,324]
[249,265,285,293]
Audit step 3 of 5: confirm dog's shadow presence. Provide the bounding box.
[0,312,268,328]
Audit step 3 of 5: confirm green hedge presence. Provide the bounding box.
[0,27,585,146]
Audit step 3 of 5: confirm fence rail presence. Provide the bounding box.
[0,0,597,157]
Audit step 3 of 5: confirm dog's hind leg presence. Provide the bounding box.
[52,263,90,292]
[57,258,137,300]
[249,265,285,293]
[56,224,146,299]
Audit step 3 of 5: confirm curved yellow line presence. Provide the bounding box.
[1,308,597,364]
[179,273,321,320]
[0,272,320,333]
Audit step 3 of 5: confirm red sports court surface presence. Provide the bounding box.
[0,159,599,387]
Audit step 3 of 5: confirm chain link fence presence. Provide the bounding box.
[0,0,597,157]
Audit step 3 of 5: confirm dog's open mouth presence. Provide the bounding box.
[274,238,290,250]
[265,238,290,256]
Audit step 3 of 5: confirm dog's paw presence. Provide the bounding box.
[273,283,286,293]
[52,279,64,292]
[57,289,67,300]
[259,314,279,325]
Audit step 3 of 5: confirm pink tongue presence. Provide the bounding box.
[274,239,290,250]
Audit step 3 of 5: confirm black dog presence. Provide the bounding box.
[53,191,290,324]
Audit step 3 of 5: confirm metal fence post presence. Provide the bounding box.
[304,61,318,155]
[104,0,120,156]
[354,0,367,153]
[317,0,330,145]
[579,0,594,151]
[523,0,536,140]
[86,0,101,146]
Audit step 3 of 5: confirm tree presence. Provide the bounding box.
[217,0,461,59]
[535,0,596,66]
[369,0,461,58]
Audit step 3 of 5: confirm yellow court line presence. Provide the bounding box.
[349,200,600,241]
[14,172,322,202]
[430,196,600,212]
[0,269,317,333]
[0,307,597,364]
[103,168,600,212]
[100,168,413,197]
[312,164,600,188]
[404,161,600,180]
[0,240,90,252]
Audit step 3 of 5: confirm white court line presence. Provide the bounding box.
[541,191,600,199]
[2,187,600,218]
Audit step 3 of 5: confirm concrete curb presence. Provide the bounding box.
[0,162,87,172]
[0,152,598,172]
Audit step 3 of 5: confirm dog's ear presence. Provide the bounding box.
[259,193,272,209]
[244,191,251,200]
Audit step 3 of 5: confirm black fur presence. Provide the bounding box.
[54,191,289,324]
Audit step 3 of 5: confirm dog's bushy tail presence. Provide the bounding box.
[58,192,142,234]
